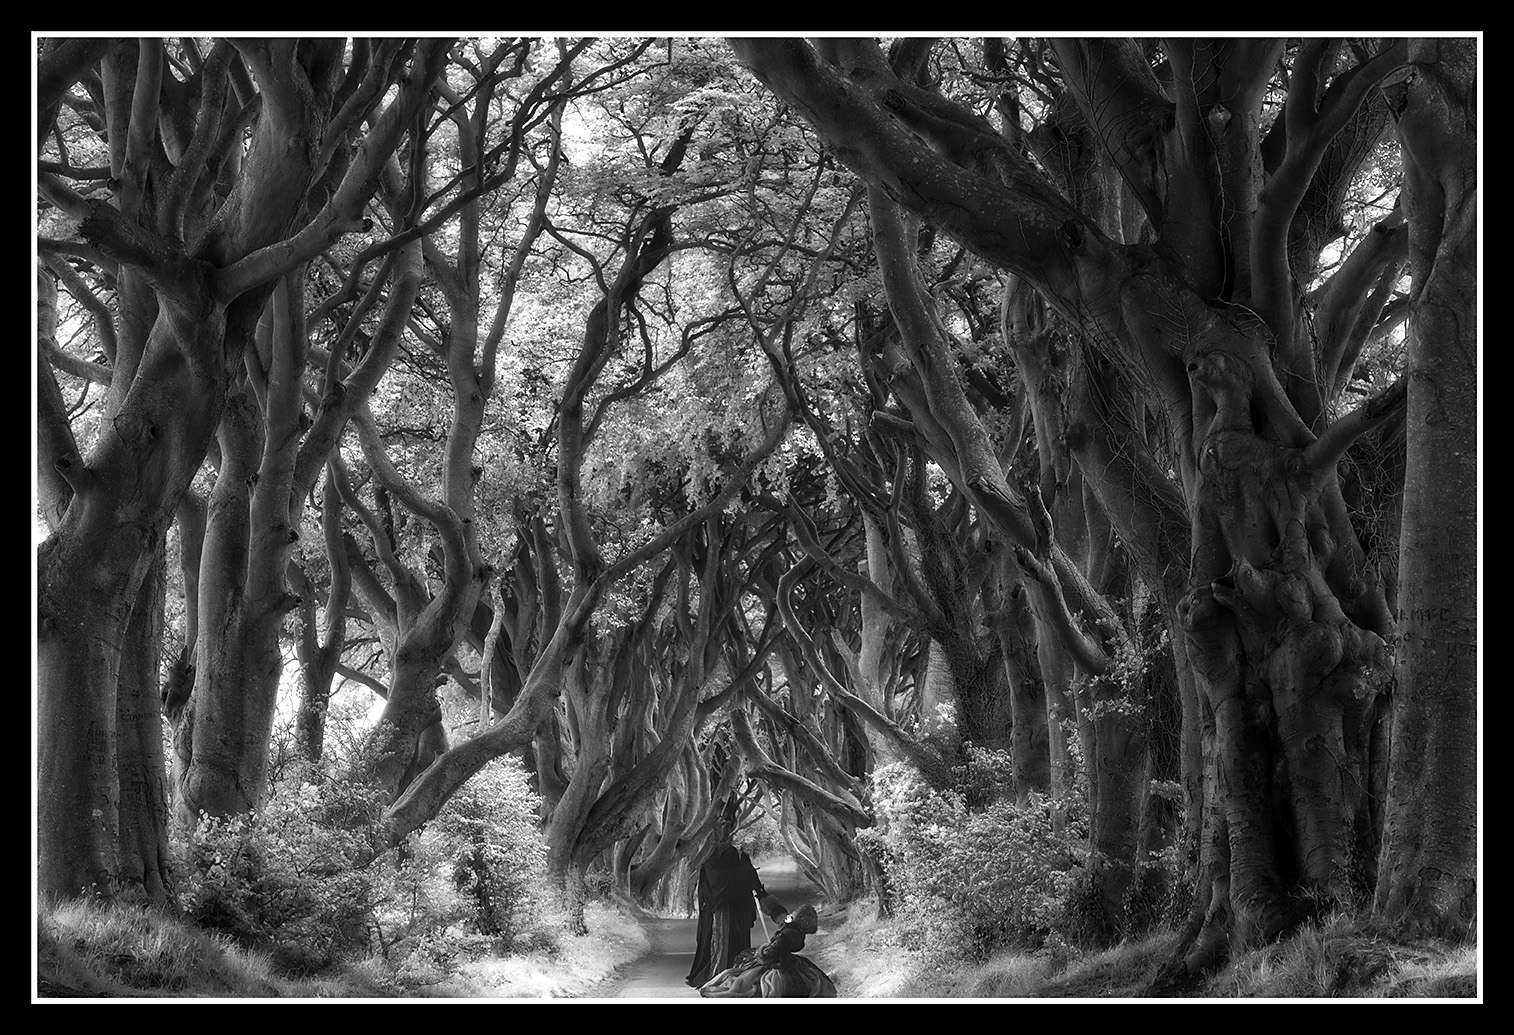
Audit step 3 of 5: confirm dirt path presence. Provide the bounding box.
[584,856,826,1000]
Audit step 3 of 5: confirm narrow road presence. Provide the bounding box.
[586,856,825,1000]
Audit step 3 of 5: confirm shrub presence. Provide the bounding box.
[175,754,554,984]
[430,755,550,949]
[374,754,553,975]
[858,746,1084,961]
[177,776,387,974]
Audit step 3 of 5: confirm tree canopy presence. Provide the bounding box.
[35,34,1477,984]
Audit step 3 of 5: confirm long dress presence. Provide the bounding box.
[698,921,838,998]
[684,846,771,988]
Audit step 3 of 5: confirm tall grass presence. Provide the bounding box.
[38,898,320,998]
[805,896,1478,1000]
[1208,921,1480,999]
[37,895,652,1000]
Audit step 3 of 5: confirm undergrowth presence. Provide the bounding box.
[858,747,1095,962]
[811,897,1479,1000]
[37,897,648,1000]
[37,753,651,999]
[36,897,366,998]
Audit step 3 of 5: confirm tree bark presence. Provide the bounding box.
[115,548,174,901]
[38,36,447,898]
[732,37,1419,972]
[1373,37,1478,940]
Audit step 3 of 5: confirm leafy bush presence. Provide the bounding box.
[175,751,554,984]
[177,776,388,974]
[859,746,1084,961]
[374,754,554,980]
[431,755,551,948]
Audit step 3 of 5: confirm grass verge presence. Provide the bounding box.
[37,897,649,1000]
[808,900,1479,1001]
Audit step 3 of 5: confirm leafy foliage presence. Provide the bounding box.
[400,755,551,953]
[175,753,554,980]
[36,35,1472,993]
[177,777,388,974]
[860,749,1086,960]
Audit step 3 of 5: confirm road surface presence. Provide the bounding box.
[585,856,825,1000]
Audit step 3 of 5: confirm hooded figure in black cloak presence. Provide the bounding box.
[685,818,786,988]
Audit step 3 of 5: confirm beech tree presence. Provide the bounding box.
[36,37,1473,969]
[375,50,799,861]
[729,35,1476,971]
[37,36,451,900]
[1373,36,1476,939]
[338,38,587,801]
